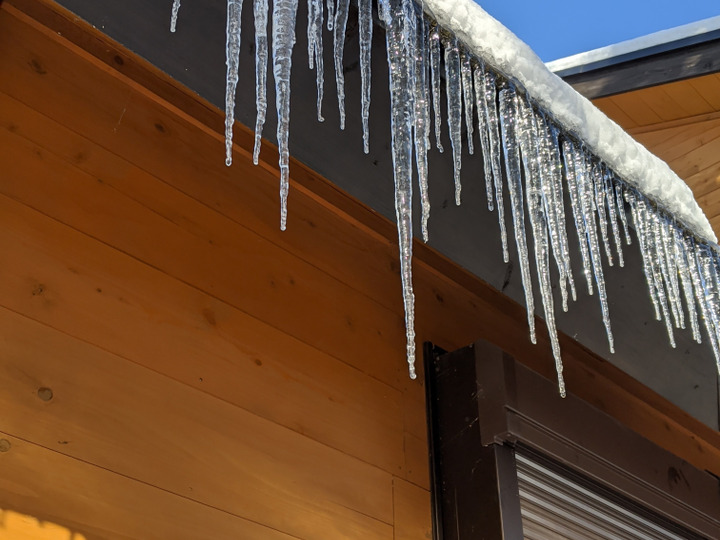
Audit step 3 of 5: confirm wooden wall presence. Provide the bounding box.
[0,1,718,539]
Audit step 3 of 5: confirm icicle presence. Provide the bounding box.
[573,148,614,352]
[535,112,574,310]
[515,93,565,396]
[333,0,350,129]
[675,228,701,343]
[252,0,269,164]
[701,248,720,350]
[429,24,443,153]
[687,239,719,362]
[626,190,661,320]
[638,197,676,346]
[603,172,625,267]
[307,0,315,69]
[170,0,182,32]
[326,0,334,30]
[272,0,299,230]
[694,245,720,366]
[413,7,431,242]
[545,121,577,304]
[460,50,474,155]
[592,163,613,267]
[614,182,632,246]
[359,0,372,152]
[477,66,509,262]
[443,34,463,205]
[562,140,594,296]
[224,0,244,167]
[498,83,536,344]
[473,65,494,212]
[379,0,417,379]
[307,0,325,121]
[660,217,684,329]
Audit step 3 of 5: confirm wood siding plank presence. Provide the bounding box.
[393,478,432,540]
[0,307,393,540]
[0,434,301,540]
[0,189,405,478]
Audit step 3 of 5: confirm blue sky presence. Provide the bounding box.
[477,0,720,62]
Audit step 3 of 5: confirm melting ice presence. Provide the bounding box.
[175,0,720,390]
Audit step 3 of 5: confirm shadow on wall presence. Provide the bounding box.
[0,509,87,540]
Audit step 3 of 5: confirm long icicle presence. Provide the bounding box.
[575,149,614,352]
[473,63,494,212]
[481,66,509,262]
[535,112,571,311]
[688,238,719,362]
[252,0,269,164]
[592,163,614,267]
[562,140,594,295]
[695,245,720,366]
[543,119,576,304]
[413,5,431,241]
[224,0,244,167]
[272,0,299,230]
[499,83,536,344]
[443,34,463,205]
[170,0,182,32]
[308,0,325,121]
[380,0,416,378]
[460,50,474,155]
[429,24,443,153]
[675,227,701,343]
[603,171,625,267]
[626,190,662,321]
[333,0,350,129]
[516,93,565,396]
[359,0,372,152]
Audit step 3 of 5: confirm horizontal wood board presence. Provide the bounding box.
[0,1,719,538]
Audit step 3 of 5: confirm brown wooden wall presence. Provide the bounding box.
[0,1,719,539]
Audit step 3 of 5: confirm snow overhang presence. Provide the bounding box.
[421,0,716,244]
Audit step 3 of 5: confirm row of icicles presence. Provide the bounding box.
[169,0,720,395]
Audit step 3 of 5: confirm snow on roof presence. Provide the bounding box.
[547,15,720,75]
[422,0,717,243]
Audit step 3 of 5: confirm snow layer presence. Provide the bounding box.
[422,0,717,243]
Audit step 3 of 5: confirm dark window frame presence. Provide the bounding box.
[423,340,720,539]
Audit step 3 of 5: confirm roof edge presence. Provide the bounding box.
[547,15,720,76]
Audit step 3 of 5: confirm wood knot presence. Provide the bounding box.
[37,387,54,402]
[28,58,47,74]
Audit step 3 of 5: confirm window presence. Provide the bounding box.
[423,341,720,539]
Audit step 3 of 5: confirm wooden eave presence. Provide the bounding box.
[2,0,719,484]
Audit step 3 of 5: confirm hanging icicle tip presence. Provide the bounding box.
[170,0,182,32]
[170,0,720,389]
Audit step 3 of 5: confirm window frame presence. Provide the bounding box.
[423,340,720,539]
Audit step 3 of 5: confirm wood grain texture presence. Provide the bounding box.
[0,433,301,540]
[0,307,393,540]
[1,2,719,539]
[393,479,432,540]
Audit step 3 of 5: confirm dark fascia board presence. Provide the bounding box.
[553,33,720,99]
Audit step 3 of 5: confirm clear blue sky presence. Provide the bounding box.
[477,0,720,62]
